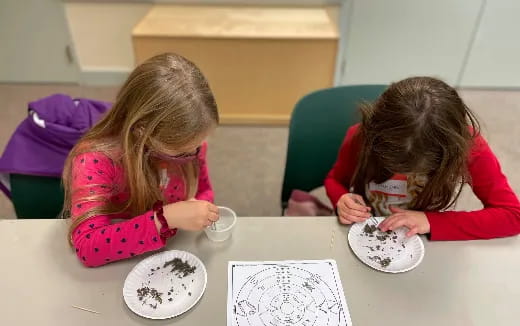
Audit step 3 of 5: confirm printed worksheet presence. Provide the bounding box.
[227,260,352,326]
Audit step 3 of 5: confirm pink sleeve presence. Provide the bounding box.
[194,142,214,202]
[70,152,168,267]
[426,136,520,240]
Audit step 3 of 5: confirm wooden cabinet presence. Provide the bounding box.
[133,5,339,125]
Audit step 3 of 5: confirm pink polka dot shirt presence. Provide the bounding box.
[70,142,214,267]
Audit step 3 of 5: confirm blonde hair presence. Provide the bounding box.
[63,53,219,242]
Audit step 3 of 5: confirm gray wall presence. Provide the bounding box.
[336,0,520,88]
[0,0,79,83]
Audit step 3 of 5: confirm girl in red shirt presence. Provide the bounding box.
[325,77,520,240]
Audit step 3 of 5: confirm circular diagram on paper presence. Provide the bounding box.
[233,264,344,326]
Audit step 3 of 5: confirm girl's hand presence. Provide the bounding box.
[378,206,430,237]
[336,193,371,224]
[163,200,219,231]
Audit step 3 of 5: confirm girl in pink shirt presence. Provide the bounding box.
[62,53,220,267]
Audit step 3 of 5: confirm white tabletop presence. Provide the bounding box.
[0,217,518,325]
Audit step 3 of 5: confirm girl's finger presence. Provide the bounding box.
[339,206,367,222]
[346,195,369,212]
[346,208,371,219]
[208,212,219,222]
[406,227,419,237]
[347,200,370,212]
[337,207,347,218]
[338,199,353,213]
[380,214,406,231]
[379,215,401,231]
[389,205,406,214]
[207,204,219,214]
[386,216,414,231]
[344,214,368,223]
[349,193,367,206]
[337,207,348,219]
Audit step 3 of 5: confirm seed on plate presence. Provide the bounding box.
[368,255,393,268]
[137,286,163,305]
[363,224,377,235]
[380,258,391,268]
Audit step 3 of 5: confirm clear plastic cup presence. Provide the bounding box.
[204,206,237,242]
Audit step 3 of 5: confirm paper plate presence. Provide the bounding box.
[123,250,207,319]
[348,217,425,273]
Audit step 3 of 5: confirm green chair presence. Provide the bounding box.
[10,174,64,218]
[281,85,387,212]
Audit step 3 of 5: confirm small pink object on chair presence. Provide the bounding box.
[284,189,333,216]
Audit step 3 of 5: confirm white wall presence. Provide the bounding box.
[339,0,483,86]
[65,2,152,84]
[64,1,341,85]
[461,0,520,88]
[65,0,340,4]
[154,0,340,3]
[64,0,341,71]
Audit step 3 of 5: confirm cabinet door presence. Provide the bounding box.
[0,0,79,83]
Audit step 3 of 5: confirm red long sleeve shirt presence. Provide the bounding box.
[325,124,520,240]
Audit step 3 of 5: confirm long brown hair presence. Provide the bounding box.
[63,53,218,241]
[352,76,480,211]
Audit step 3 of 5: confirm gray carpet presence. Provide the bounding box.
[0,84,518,218]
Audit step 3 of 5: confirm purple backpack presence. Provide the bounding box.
[0,94,111,197]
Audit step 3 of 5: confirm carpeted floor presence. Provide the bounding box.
[0,84,518,218]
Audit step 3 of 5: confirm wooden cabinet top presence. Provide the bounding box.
[133,5,339,40]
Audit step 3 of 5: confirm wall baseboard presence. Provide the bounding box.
[80,67,131,86]
[219,113,290,125]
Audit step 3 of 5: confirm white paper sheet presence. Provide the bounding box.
[227,260,352,326]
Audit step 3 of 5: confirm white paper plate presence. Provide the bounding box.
[348,217,425,273]
[123,250,207,319]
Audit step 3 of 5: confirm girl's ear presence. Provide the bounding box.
[132,124,145,138]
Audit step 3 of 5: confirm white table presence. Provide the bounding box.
[0,217,518,325]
